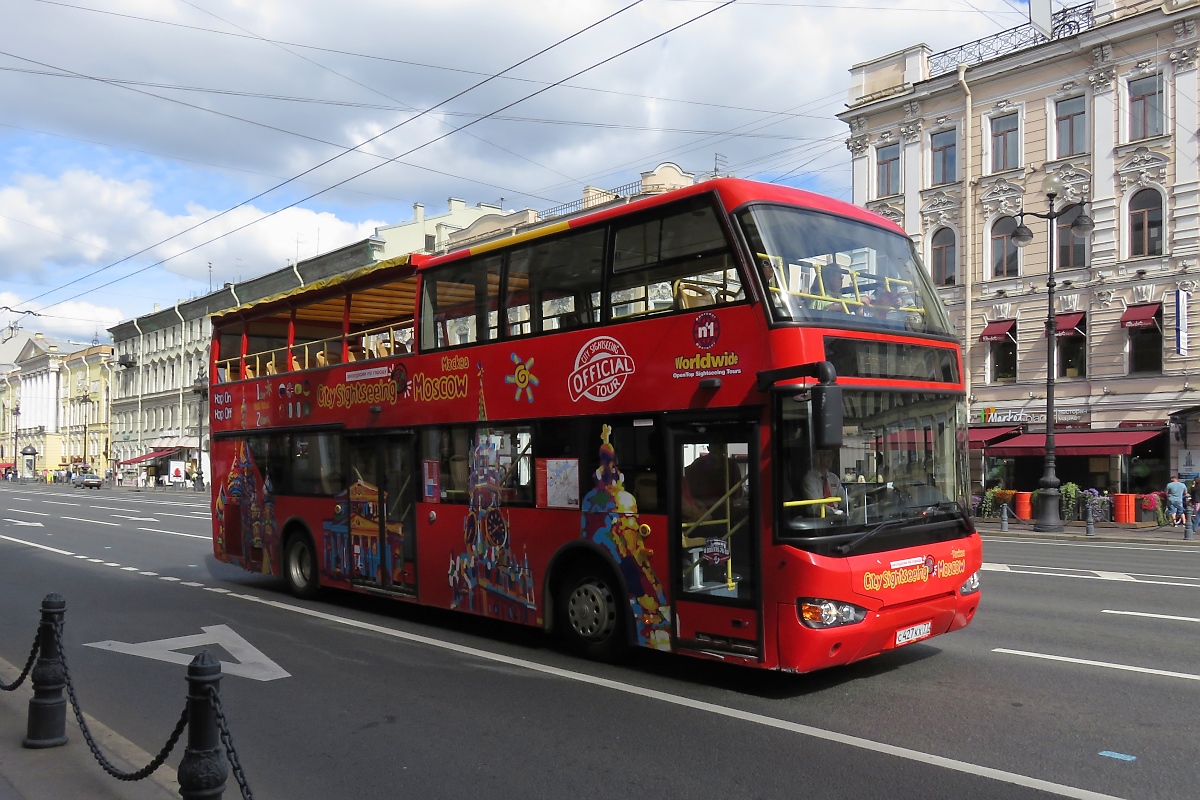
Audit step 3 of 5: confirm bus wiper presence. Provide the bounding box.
[834,517,910,555]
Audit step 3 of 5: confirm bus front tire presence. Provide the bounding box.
[557,565,626,661]
[284,533,319,599]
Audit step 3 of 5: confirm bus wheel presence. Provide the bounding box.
[557,565,625,660]
[284,533,319,599]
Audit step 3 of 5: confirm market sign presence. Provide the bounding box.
[982,407,1087,424]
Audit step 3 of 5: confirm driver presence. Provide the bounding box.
[802,449,845,517]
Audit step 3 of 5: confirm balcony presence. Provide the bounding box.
[928,3,1095,78]
[118,354,137,368]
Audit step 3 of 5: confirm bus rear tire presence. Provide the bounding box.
[557,564,626,661]
[284,532,319,599]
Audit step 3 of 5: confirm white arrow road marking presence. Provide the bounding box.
[3,519,45,527]
[85,625,290,681]
[111,515,160,521]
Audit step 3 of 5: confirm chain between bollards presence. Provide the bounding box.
[0,632,40,692]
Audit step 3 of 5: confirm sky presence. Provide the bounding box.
[0,0,1037,344]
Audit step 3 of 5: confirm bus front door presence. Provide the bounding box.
[346,434,418,596]
[671,422,761,659]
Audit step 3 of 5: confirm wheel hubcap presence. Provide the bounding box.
[289,543,311,586]
[567,579,617,640]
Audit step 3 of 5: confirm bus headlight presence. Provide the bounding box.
[797,598,868,628]
[959,571,980,596]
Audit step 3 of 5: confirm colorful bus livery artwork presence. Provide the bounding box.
[209,177,982,673]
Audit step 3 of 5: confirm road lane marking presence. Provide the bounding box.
[87,558,104,563]
[7,509,49,516]
[994,648,1200,682]
[112,515,160,522]
[73,555,88,559]
[155,513,212,520]
[1098,752,1137,762]
[1102,610,1200,623]
[91,506,141,512]
[41,500,79,506]
[104,563,121,567]
[121,567,140,571]
[204,588,231,594]
[982,563,1200,588]
[139,571,158,576]
[0,534,72,555]
[983,536,1200,554]
[60,517,120,526]
[3,519,44,527]
[159,576,181,581]
[136,527,209,540]
[181,582,204,587]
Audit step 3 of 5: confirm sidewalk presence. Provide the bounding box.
[974,517,1200,545]
[0,660,177,800]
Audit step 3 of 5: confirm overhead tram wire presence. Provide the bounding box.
[8,0,655,309]
[31,0,831,122]
[28,0,744,315]
[173,0,586,187]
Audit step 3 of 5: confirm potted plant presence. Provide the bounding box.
[1061,482,1080,521]
[1137,493,1161,524]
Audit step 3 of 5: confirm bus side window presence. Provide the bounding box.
[420,256,502,351]
[609,202,744,320]
[421,426,473,503]
[506,229,605,337]
[605,421,662,514]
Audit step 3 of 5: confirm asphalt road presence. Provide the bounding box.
[1,482,1197,799]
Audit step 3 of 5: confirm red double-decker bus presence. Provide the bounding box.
[207,177,981,672]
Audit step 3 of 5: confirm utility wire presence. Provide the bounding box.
[27,0,741,314]
[9,0,653,309]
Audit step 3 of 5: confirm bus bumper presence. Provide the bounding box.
[775,591,980,673]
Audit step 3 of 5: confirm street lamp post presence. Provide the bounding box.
[193,367,208,492]
[1012,173,1095,532]
[10,405,18,482]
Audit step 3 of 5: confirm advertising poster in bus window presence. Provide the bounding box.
[535,458,579,509]
[422,459,441,503]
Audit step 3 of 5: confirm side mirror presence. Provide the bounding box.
[811,384,843,450]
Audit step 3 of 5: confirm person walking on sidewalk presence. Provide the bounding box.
[1165,475,1188,527]
[1190,475,1200,533]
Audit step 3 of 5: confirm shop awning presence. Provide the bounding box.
[979,319,1016,343]
[985,430,1162,457]
[1045,312,1086,338]
[0,462,12,470]
[968,426,1021,448]
[118,448,180,466]
[1120,302,1162,329]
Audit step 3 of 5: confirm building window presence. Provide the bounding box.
[930,228,956,286]
[1055,96,1087,157]
[1129,312,1163,374]
[991,216,1020,278]
[931,130,956,185]
[1129,188,1164,257]
[1129,75,1164,141]
[1058,321,1087,378]
[1056,206,1088,269]
[991,113,1019,172]
[991,336,1017,383]
[876,144,900,197]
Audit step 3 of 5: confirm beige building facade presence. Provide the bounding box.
[840,0,1200,494]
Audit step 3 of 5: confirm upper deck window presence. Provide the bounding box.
[738,204,952,337]
[421,255,502,351]
[506,229,604,337]
[609,200,744,319]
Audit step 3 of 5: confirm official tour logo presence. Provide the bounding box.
[692,311,720,350]
[568,336,635,402]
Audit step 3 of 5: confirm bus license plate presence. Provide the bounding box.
[895,621,932,646]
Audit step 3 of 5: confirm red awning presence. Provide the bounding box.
[0,462,13,470]
[968,426,1021,448]
[1120,303,1162,329]
[1045,312,1086,338]
[979,319,1016,343]
[119,448,180,466]
[985,430,1162,457]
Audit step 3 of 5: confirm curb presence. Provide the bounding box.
[975,527,1200,546]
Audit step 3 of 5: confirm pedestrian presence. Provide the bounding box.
[1190,475,1200,533]
[1165,475,1189,527]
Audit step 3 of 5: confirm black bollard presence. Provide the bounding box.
[178,651,228,800]
[1000,503,1009,532]
[1186,506,1195,541]
[23,593,67,749]
[1085,501,1096,537]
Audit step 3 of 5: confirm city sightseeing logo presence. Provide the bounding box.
[568,336,635,402]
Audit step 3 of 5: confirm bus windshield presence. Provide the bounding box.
[738,204,952,336]
[777,390,969,540]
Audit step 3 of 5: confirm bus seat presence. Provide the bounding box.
[676,282,715,309]
[315,350,327,367]
[264,360,278,375]
[634,473,657,511]
[244,365,255,379]
[289,356,301,372]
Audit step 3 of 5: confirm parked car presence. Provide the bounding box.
[74,473,102,489]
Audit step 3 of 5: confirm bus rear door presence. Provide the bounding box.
[346,433,418,596]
